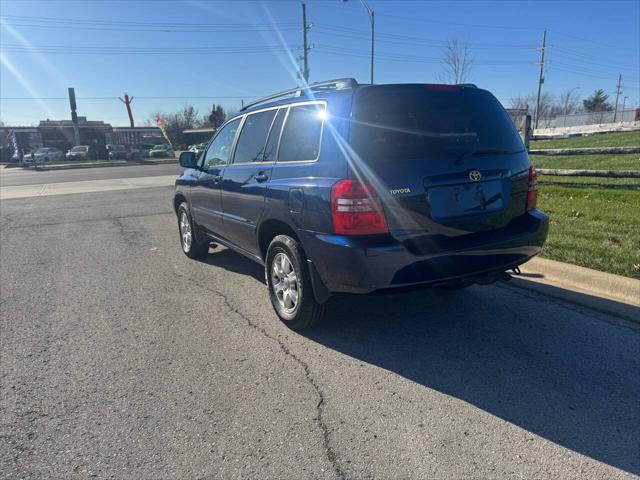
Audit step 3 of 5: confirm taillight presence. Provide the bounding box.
[331,179,388,235]
[526,165,538,211]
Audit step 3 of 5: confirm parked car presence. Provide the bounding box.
[137,144,155,158]
[150,144,174,158]
[66,145,97,161]
[173,79,548,330]
[107,144,131,160]
[30,147,64,163]
[188,142,208,158]
[1,146,18,163]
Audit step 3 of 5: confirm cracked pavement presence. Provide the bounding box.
[1,183,639,479]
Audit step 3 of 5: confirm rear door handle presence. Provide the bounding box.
[255,173,269,183]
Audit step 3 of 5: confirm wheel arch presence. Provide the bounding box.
[174,192,187,215]
[257,218,300,261]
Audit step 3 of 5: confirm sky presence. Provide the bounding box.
[1,0,638,126]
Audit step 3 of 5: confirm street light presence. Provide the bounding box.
[343,0,374,84]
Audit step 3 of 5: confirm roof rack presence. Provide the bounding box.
[457,83,478,88]
[240,78,358,112]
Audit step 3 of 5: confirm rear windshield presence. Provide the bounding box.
[350,86,524,162]
[71,146,88,152]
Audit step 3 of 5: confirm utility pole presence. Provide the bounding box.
[621,95,628,121]
[613,74,622,122]
[534,29,547,130]
[300,1,310,84]
[369,8,374,84]
[119,93,135,128]
[68,87,80,146]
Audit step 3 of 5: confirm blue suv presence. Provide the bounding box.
[174,79,548,330]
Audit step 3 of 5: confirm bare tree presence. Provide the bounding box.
[440,39,474,84]
[148,105,200,147]
[510,92,556,126]
[559,88,581,116]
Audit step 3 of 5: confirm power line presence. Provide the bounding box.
[316,24,539,48]
[315,46,533,65]
[0,96,260,100]
[0,14,298,28]
[0,15,299,33]
[311,2,543,31]
[0,44,301,55]
[550,30,639,53]
[553,46,639,69]
[551,62,639,81]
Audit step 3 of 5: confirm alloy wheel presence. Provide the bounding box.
[179,211,192,252]
[271,252,299,314]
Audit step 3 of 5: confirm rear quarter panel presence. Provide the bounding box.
[264,90,353,234]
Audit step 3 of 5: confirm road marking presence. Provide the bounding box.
[0,175,176,200]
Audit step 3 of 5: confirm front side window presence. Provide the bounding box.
[278,104,325,162]
[203,118,241,168]
[233,110,276,164]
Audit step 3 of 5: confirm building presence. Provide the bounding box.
[1,119,164,159]
[38,117,111,154]
[0,126,43,153]
[107,127,164,146]
[182,127,216,146]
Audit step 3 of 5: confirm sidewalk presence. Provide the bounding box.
[512,256,640,323]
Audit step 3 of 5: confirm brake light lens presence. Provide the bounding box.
[423,84,460,92]
[331,179,388,235]
[526,165,538,211]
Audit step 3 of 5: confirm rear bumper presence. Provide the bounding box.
[299,209,549,294]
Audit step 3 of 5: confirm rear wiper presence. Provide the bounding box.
[456,148,510,164]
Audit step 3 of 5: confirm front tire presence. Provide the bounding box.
[177,202,209,259]
[266,235,324,330]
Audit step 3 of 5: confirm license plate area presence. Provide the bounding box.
[427,180,505,221]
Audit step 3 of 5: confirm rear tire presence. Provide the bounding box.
[266,235,324,330]
[177,202,209,259]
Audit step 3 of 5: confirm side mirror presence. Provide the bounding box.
[179,151,197,169]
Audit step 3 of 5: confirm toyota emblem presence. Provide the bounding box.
[469,170,482,182]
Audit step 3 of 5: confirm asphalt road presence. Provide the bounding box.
[0,163,181,187]
[1,181,639,479]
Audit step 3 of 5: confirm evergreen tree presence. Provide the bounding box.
[582,89,613,112]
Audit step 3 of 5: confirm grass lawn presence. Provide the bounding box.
[531,130,640,149]
[530,153,640,171]
[537,175,640,279]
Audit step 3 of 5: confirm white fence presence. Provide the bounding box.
[538,109,637,128]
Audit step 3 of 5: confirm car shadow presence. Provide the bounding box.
[195,246,265,283]
[200,247,639,474]
[306,283,640,475]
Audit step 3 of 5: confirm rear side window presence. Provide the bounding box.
[233,109,277,164]
[351,86,524,163]
[263,109,285,162]
[278,104,325,162]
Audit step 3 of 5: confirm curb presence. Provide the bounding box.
[512,257,640,323]
[530,146,640,155]
[536,169,640,178]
